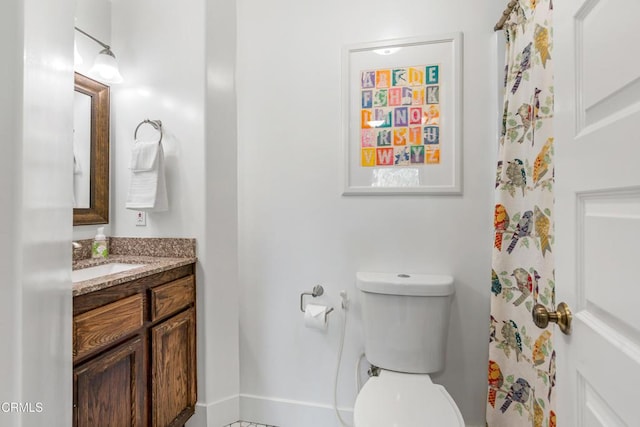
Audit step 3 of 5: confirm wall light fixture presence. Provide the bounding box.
[75,26,123,84]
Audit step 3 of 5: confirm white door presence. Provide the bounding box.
[554,0,640,425]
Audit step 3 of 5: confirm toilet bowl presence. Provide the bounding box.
[354,370,464,426]
[354,272,464,426]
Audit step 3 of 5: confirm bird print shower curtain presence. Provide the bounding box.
[487,0,556,426]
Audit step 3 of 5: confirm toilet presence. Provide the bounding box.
[354,272,464,426]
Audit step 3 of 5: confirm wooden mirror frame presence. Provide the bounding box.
[73,72,110,225]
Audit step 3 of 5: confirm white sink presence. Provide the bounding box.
[72,263,146,283]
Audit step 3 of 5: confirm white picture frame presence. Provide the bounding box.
[342,33,463,195]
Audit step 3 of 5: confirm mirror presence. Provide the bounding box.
[73,72,110,225]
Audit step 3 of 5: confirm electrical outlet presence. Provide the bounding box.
[135,211,146,226]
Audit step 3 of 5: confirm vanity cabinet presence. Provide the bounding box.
[73,264,196,427]
[151,308,196,427]
[74,335,145,427]
[149,276,197,427]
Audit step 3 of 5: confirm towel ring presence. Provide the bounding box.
[134,119,163,144]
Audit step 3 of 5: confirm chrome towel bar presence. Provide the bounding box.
[134,119,163,144]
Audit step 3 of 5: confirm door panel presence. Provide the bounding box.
[555,0,640,425]
[582,192,640,335]
[580,376,627,427]
[577,0,640,128]
[573,313,640,424]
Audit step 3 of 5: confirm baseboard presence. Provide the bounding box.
[185,395,240,427]
[185,403,207,427]
[240,394,353,427]
[239,394,484,427]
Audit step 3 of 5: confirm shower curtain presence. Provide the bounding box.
[487,1,555,426]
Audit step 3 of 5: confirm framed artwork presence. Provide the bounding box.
[342,33,463,195]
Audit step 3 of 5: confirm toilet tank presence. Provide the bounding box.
[356,272,454,374]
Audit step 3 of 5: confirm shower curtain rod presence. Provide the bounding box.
[494,0,518,31]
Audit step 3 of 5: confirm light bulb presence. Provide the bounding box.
[89,48,123,84]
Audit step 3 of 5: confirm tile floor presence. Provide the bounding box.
[225,422,278,427]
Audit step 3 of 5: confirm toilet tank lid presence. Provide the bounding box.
[356,272,454,296]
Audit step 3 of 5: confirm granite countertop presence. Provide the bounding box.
[72,237,196,297]
[73,255,196,296]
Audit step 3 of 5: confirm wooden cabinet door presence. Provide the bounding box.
[151,307,196,427]
[73,335,145,427]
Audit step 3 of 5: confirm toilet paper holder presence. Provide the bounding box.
[300,285,334,315]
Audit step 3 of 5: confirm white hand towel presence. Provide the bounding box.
[126,140,168,212]
[130,140,159,171]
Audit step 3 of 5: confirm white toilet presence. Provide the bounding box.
[354,272,465,426]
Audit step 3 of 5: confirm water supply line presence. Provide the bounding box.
[334,290,366,427]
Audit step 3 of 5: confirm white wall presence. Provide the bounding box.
[0,0,74,425]
[202,0,241,425]
[74,0,111,79]
[237,1,502,425]
[73,0,113,240]
[0,3,23,425]
[110,0,206,240]
[109,1,240,425]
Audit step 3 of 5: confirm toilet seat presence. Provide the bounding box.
[354,370,464,427]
